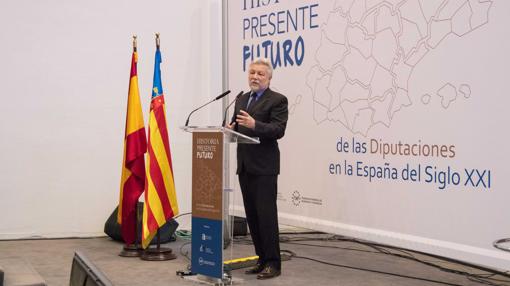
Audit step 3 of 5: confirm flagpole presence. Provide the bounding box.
[140,33,176,261]
[119,35,143,258]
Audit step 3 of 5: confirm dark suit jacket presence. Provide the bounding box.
[232,88,288,175]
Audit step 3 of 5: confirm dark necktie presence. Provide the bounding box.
[246,92,257,109]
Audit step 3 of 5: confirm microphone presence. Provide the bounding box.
[222,91,243,127]
[185,90,231,126]
[215,90,230,100]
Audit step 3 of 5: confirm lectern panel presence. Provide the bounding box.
[191,132,224,279]
[192,132,224,220]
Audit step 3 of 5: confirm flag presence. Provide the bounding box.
[118,50,147,245]
[142,46,179,248]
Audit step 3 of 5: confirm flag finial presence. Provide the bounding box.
[155,33,160,49]
[132,35,137,52]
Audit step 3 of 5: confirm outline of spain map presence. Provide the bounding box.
[302,0,493,136]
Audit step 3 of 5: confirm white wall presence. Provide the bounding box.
[0,0,223,239]
[227,0,510,270]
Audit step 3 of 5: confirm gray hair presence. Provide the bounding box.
[250,58,273,78]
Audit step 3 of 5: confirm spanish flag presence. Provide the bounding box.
[118,45,147,245]
[142,44,179,248]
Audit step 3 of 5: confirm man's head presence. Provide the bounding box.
[248,58,273,93]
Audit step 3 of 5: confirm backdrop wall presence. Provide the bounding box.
[227,0,510,269]
[0,0,223,239]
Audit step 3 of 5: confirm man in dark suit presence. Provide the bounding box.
[227,58,288,280]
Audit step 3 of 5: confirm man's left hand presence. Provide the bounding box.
[236,110,256,129]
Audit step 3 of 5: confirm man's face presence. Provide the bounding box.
[248,63,271,93]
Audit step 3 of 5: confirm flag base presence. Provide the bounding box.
[140,247,176,261]
[119,244,142,257]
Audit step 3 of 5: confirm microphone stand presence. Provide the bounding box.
[185,90,231,126]
[222,91,244,127]
[185,98,216,126]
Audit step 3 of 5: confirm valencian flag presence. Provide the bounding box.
[142,38,179,248]
[118,39,147,245]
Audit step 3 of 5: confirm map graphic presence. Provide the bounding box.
[304,0,493,136]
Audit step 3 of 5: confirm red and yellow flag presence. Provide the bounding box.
[117,49,147,245]
[142,46,179,248]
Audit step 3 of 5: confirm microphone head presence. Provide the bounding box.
[235,90,244,99]
[215,90,231,100]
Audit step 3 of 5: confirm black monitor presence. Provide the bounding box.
[69,251,112,286]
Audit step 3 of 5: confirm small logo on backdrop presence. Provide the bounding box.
[302,196,323,206]
[292,191,301,206]
[291,190,323,207]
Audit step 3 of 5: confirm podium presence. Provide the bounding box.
[181,126,259,283]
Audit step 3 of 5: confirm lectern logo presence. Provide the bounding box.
[292,190,301,206]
